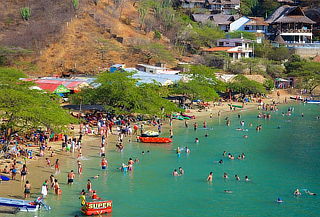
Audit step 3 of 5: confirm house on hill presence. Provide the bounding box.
[229,17,269,43]
[179,0,206,8]
[180,0,240,14]
[191,14,239,31]
[266,5,316,44]
[202,38,253,60]
[206,0,240,15]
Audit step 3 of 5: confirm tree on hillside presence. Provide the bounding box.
[300,0,320,7]
[254,42,291,61]
[185,65,226,92]
[71,72,180,115]
[254,0,280,18]
[266,62,285,78]
[240,0,258,16]
[179,24,225,50]
[267,47,291,61]
[0,47,32,66]
[172,79,219,102]
[171,65,225,102]
[228,75,266,95]
[285,56,320,94]
[0,67,76,147]
[131,43,175,64]
[241,58,265,75]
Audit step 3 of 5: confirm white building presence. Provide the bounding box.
[203,38,253,60]
[135,64,180,75]
[229,16,269,43]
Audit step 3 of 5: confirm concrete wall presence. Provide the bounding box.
[292,48,320,57]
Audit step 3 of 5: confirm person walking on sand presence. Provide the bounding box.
[24,180,31,199]
[20,164,28,182]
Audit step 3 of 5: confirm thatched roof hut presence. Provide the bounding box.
[266,6,316,24]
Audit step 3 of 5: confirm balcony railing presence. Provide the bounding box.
[280,29,312,33]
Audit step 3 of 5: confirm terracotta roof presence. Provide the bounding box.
[246,17,269,26]
[202,47,233,52]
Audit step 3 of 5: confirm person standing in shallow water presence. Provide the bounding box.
[207,172,213,181]
[54,159,60,174]
[194,122,198,131]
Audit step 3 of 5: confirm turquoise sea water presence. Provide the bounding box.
[18,103,320,217]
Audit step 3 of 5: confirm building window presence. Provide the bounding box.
[219,42,224,46]
[244,26,249,30]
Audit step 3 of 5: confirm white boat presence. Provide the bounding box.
[306,100,320,104]
[0,197,50,212]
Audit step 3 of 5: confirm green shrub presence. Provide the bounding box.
[20,7,31,21]
[72,0,79,9]
[154,30,162,40]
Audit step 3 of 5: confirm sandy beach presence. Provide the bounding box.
[0,90,295,201]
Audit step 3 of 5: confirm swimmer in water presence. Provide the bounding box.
[218,159,223,164]
[185,147,190,153]
[205,132,208,137]
[235,175,240,181]
[207,172,213,181]
[305,190,317,195]
[93,175,99,179]
[245,176,250,181]
[243,135,248,138]
[223,151,226,156]
[223,172,228,179]
[195,138,199,143]
[179,167,184,175]
[224,190,233,193]
[276,198,283,203]
[172,169,179,176]
[294,189,301,196]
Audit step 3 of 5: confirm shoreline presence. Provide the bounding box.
[0,90,297,201]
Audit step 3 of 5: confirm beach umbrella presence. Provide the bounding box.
[53,84,70,94]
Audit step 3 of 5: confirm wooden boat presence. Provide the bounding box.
[139,137,172,143]
[0,197,49,212]
[228,104,243,108]
[81,200,112,215]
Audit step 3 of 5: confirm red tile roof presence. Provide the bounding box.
[202,47,233,52]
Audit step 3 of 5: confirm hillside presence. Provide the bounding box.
[0,0,171,75]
